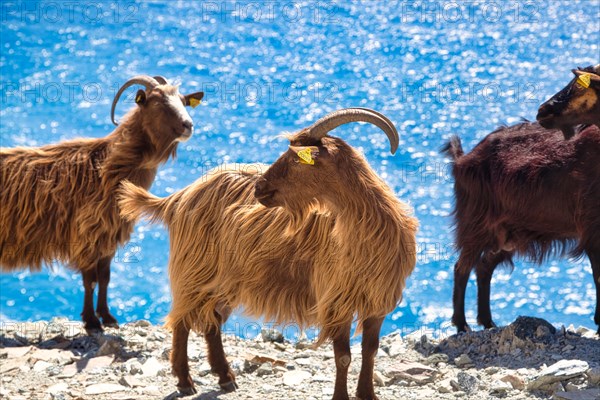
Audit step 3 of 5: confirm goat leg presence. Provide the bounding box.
[81,268,102,334]
[355,316,384,400]
[171,321,196,395]
[204,310,237,392]
[332,321,352,400]
[476,252,507,329]
[95,255,118,328]
[587,249,600,335]
[452,259,472,333]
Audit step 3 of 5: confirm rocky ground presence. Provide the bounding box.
[0,316,598,400]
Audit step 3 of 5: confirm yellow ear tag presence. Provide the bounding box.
[135,94,142,103]
[297,147,314,165]
[577,73,591,88]
[189,98,201,108]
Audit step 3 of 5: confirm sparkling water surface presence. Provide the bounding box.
[1,1,599,339]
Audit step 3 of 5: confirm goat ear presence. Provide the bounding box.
[184,92,204,108]
[135,89,146,105]
[575,70,600,89]
[588,73,600,87]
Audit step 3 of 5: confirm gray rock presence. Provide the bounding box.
[424,353,449,366]
[387,361,437,385]
[261,328,284,343]
[586,366,600,385]
[554,389,600,400]
[132,320,151,327]
[454,354,473,368]
[96,335,122,357]
[512,316,556,340]
[256,362,273,377]
[123,358,143,375]
[457,371,479,394]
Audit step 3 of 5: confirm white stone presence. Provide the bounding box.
[119,376,144,388]
[527,360,589,390]
[437,378,454,394]
[31,348,74,365]
[32,360,52,372]
[0,346,32,359]
[374,371,386,387]
[294,357,313,366]
[46,383,69,395]
[85,383,129,395]
[283,370,312,386]
[490,379,512,393]
[141,357,163,377]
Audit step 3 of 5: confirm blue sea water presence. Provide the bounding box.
[1,0,599,339]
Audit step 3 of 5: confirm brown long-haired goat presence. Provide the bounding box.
[443,121,600,335]
[537,64,600,138]
[119,108,418,400]
[0,75,204,332]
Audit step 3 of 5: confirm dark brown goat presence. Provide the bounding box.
[0,75,204,332]
[537,64,600,138]
[443,121,600,335]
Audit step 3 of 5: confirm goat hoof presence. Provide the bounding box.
[96,311,119,328]
[483,322,497,330]
[220,381,238,392]
[176,385,197,396]
[102,321,119,329]
[83,318,104,335]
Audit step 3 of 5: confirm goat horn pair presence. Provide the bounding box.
[111,75,162,126]
[307,108,400,154]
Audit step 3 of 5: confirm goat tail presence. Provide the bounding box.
[117,180,169,224]
[441,135,464,161]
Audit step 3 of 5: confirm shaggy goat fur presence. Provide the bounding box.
[1,79,203,331]
[119,129,418,398]
[443,121,600,334]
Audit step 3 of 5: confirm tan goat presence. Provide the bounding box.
[118,108,418,400]
[0,75,204,332]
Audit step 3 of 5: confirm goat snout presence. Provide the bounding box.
[254,178,277,207]
[178,120,193,141]
[536,103,558,127]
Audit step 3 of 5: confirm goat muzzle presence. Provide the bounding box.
[254,179,277,207]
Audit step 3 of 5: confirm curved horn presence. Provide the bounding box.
[153,75,169,85]
[111,75,161,126]
[307,108,399,154]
